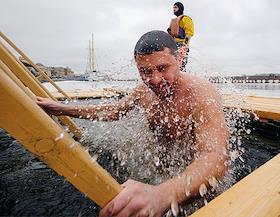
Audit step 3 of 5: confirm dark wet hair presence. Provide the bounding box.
[134,30,178,58]
[174,2,184,16]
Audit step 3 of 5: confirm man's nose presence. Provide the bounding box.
[148,72,162,86]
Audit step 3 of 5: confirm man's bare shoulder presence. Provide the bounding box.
[184,74,221,102]
[181,74,223,121]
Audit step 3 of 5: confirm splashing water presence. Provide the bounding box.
[78,104,196,185]
[65,78,254,216]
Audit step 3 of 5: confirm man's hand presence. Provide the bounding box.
[36,96,67,116]
[99,179,168,217]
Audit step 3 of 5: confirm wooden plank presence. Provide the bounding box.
[191,154,280,217]
[51,88,127,99]
[0,70,122,207]
[222,94,280,121]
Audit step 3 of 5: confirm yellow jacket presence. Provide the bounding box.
[174,15,195,46]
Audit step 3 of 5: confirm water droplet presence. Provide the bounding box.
[237,139,242,146]
[171,201,179,217]
[230,150,239,161]
[199,115,205,123]
[199,184,207,197]
[91,154,98,162]
[186,176,192,185]
[208,176,218,189]
[185,189,191,197]
[203,198,208,205]
[166,210,172,217]
[154,157,160,167]
[69,142,76,148]
[174,115,180,122]
[54,132,64,142]
[239,156,245,163]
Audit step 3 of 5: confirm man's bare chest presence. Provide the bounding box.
[145,101,193,138]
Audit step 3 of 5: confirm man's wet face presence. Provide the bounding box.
[135,48,179,98]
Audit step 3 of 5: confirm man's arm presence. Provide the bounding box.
[36,84,146,121]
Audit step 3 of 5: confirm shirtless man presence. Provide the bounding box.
[37,30,228,217]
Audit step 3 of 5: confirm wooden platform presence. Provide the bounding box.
[52,89,280,121]
[222,94,280,121]
[190,153,280,217]
[52,88,127,99]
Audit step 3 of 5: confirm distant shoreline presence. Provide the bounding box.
[46,77,139,82]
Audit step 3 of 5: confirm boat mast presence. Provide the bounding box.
[88,33,95,81]
[91,33,95,73]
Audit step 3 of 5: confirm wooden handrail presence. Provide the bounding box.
[0,70,122,207]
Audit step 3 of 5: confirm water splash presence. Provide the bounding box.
[67,84,253,215]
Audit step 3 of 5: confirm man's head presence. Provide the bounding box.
[173,2,184,17]
[134,31,181,98]
[134,30,177,58]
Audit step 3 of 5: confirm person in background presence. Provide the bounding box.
[167,2,195,72]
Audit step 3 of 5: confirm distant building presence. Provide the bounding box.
[19,57,75,79]
[37,64,74,79]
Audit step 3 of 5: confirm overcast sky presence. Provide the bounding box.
[1,0,280,78]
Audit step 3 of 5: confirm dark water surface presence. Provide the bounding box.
[0,119,279,216]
